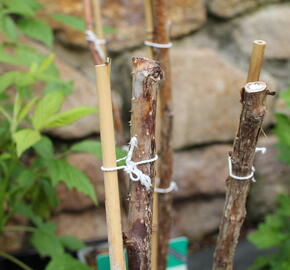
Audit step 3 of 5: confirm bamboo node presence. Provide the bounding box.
[101,137,158,190]
[228,147,267,182]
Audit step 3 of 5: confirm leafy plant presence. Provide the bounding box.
[248,89,290,270]
[0,0,114,269]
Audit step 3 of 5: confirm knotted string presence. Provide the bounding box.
[101,137,158,190]
[86,30,106,60]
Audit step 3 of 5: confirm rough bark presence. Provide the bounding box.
[151,1,174,269]
[213,82,274,270]
[125,57,163,270]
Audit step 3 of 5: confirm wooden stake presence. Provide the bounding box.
[95,61,125,270]
[213,40,272,270]
[83,0,102,65]
[92,0,106,59]
[144,1,159,269]
[125,57,163,270]
[151,1,174,269]
[144,0,154,58]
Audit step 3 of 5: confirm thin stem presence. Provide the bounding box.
[0,107,12,123]
[4,225,36,233]
[0,251,33,270]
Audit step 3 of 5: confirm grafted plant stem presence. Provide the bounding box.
[125,57,163,270]
[151,1,174,269]
[213,81,273,270]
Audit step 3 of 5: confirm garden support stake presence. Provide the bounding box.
[95,61,126,270]
[213,40,274,270]
[125,57,163,270]
[151,1,174,269]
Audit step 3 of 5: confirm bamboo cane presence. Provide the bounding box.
[151,1,174,269]
[125,57,163,270]
[213,40,273,270]
[95,60,126,270]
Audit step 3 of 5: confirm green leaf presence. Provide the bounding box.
[31,222,64,257]
[5,0,35,16]
[1,16,17,41]
[17,96,39,122]
[13,129,41,156]
[248,223,287,249]
[46,254,91,270]
[51,13,85,32]
[4,0,42,14]
[33,136,54,159]
[71,140,102,158]
[280,90,290,107]
[274,114,290,146]
[71,140,127,161]
[44,106,97,129]
[59,235,86,251]
[17,18,53,47]
[45,159,97,203]
[0,71,21,93]
[32,91,65,130]
[103,25,117,34]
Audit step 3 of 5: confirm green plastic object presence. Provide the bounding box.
[96,236,188,270]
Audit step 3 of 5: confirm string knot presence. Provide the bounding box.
[101,137,158,190]
[85,30,106,60]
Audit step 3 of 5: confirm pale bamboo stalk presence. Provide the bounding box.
[247,40,266,83]
[92,0,106,58]
[95,60,125,270]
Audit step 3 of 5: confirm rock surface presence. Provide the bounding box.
[53,208,107,241]
[171,198,225,240]
[208,0,279,18]
[38,0,206,51]
[173,144,229,199]
[233,4,290,59]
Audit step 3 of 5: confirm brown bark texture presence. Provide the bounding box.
[213,82,273,270]
[151,1,174,269]
[125,57,163,270]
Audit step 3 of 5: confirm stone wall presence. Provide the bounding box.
[20,0,290,246]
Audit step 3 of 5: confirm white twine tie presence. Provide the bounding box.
[86,30,106,60]
[101,137,158,190]
[155,181,178,194]
[228,147,267,182]
[144,40,173,49]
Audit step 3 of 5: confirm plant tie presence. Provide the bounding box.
[144,40,173,49]
[228,147,266,182]
[155,181,178,194]
[101,137,158,190]
[86,30,106,60]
